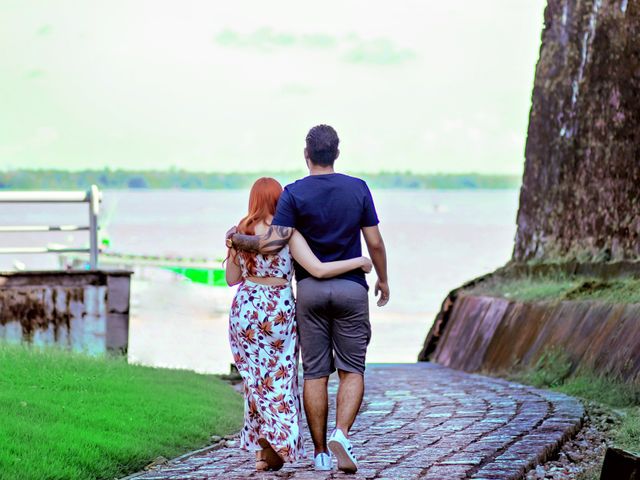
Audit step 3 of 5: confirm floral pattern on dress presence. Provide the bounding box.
[228,246,305,461]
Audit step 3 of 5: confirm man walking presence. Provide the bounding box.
[229,124,389,473]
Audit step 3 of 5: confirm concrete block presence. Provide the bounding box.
[106,313,129,353]
[600,447,640,480]
[107,275,131,314]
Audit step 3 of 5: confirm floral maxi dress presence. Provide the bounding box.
[228,246,305,461]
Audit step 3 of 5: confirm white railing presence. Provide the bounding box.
[0,185,101,269]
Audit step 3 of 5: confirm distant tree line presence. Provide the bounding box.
[0,169,521,190]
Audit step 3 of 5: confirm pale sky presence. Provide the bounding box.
[0,0,546,174]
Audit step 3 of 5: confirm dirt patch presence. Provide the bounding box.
[526,401,617,479]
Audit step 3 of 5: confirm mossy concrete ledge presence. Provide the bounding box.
[0,270,132,355]
[420,293,640,383]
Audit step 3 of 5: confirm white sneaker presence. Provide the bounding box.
[328,429,358,473]
[314,452,332,471]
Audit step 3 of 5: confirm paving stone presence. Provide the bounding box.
[128,363,583,480]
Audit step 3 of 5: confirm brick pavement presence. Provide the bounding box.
[130,363,584,480]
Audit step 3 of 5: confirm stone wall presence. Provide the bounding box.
[514,0,640,261]
[0,270,132,354]
[425,294,640,383]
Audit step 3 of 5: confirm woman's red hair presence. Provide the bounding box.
[233,177,283,274]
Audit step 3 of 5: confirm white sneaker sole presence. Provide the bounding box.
[328,439,357,474]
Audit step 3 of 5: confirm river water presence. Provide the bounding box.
[0,189,519,373]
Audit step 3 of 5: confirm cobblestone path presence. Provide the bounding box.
[131,363,584,480]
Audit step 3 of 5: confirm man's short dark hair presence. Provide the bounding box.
[305,124,339,166]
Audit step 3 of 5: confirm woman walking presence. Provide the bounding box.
[225,177,371,471]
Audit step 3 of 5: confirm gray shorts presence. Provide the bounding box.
[296,278,371,379]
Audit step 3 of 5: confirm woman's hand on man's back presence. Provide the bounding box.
[360,257,373,273]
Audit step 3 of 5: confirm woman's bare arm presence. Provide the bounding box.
[225,249,243,286]
[289,231,372,279]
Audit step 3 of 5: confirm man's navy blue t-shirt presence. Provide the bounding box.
[272,173,379,290]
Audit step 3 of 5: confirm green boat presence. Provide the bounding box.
[165,266,228,287]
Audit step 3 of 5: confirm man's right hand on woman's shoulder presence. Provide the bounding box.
[225,225,237,241]
[225,226,238,249]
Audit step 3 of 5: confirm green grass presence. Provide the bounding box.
[0,344,243,480]
[466,274,640,303]
[517,348,574,388]
[615,409,640,454]
[560,374,640,469]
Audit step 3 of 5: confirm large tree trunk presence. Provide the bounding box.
[514,0,640,262]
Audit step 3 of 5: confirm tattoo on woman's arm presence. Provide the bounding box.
[232,226,293,254]
[231,234,261,253]
[261,226,293,254]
